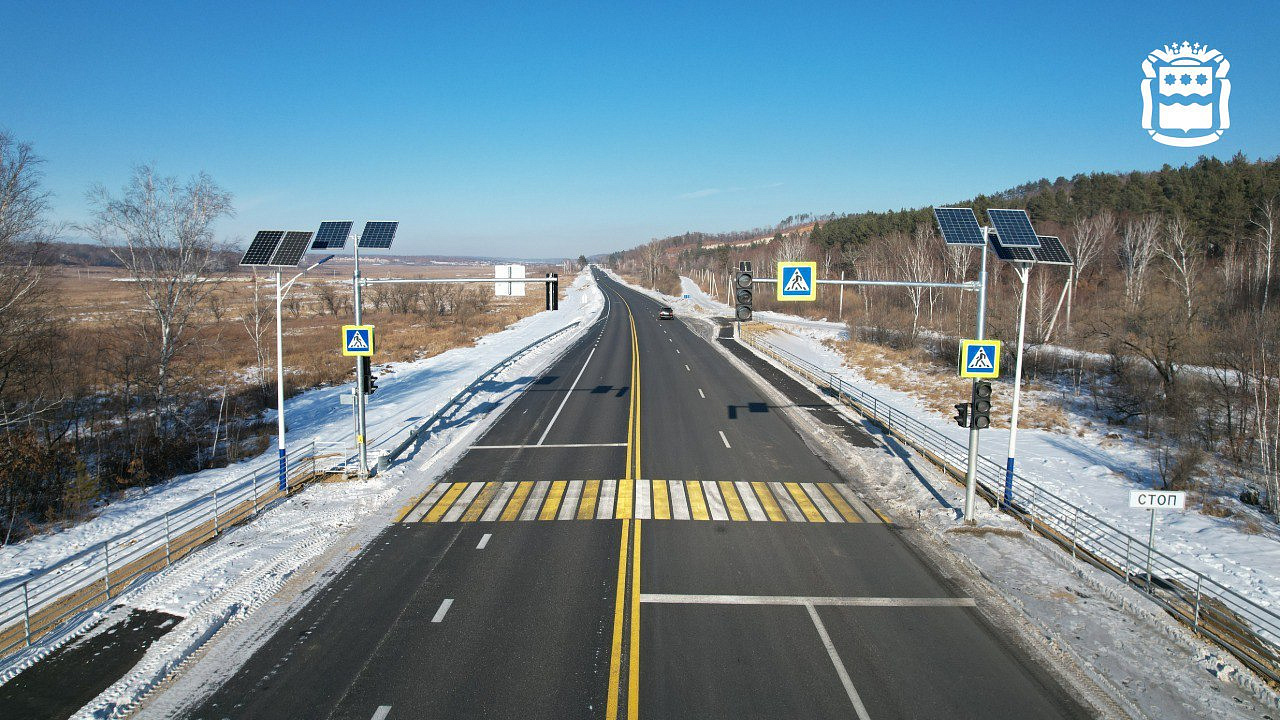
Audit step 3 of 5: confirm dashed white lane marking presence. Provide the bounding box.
[432,598,454,623]
[718,430,732,449]
[676,348,680,354]
[685,364,691,372]
[371,706,392,720]
[477,533,491,549]
[538,342,599,445]
[669,338,673,342]
[698,388,705,398]
[807,603,873,720]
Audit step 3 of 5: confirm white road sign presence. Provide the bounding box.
[1128,490,1186,510]
[494,264,526,296]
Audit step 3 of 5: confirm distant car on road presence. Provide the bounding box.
[657,306,674,320]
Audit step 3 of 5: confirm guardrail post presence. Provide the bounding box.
[213,490,220,535]
[22,581,31,647]
[1124,536,1131,583]
[102,541,111,599]
[1029,486,1040,534]
[251,469,260,514]
[1193,575,1203,634]
[164,512,172,567]
[1070,508,1079,560]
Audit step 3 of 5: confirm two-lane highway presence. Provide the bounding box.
[179,270,1090,719]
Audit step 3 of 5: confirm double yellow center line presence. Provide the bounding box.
[608,290,642,719]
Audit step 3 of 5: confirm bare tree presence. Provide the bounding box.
[1155,214,1203,320]
[1069,210,1113,288]
[1252,197,1278,315]
[772,231,810,266]
[894,229,936,339]
[1119,214,1160,309]
[239,270,273,391]
[643,240,663,289]
[84,165,234,407]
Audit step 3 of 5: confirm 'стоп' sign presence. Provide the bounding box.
[1128,490,1186,510]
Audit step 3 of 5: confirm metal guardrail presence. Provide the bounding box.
[0,441,321,668]
[0,314,591,673]
[741,328,1280,685]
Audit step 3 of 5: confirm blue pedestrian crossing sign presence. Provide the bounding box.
[959,339,1001,378]
[342,325,375,356]
[776,261,817,301]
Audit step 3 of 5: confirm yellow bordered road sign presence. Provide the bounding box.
[958,339,1000,378]
[342,325,375,356]
[776,261,817,301]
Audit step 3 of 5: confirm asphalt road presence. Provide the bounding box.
[181,271,1090,720]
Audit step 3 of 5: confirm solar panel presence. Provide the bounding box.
[240,231,284,266]
[934,207,986,246]
[988,230,1036,263]
[358,221,399,249]
[1032,235,1074,265]
[986,209,1041,247]
[269,231,314,267]
[313,221,353,250]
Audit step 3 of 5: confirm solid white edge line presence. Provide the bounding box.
[698,388,705,399]
[431,598,454,623]
[537,342,599,445]
[718,430,732,449]
[477,533,491,550]
[806,603,872,720]
[371,706,392,720]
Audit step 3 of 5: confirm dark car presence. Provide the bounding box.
[657,306,674,320]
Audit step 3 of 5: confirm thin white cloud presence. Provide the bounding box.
[679,188,723,199]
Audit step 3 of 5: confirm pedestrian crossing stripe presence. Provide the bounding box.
[958,339,1001,378]
[397,480,886,524]
[775,261,817,301]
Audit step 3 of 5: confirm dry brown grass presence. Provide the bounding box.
[823,336,1068,431]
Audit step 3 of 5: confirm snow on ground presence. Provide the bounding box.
[1,272,605,713]
[0,271,602,585]
[612,272,1280,717]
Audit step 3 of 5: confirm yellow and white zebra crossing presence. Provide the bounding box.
[398,479,884,523]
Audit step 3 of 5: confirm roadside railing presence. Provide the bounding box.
[0,313,591,674]
[740,328,1280,685]
[0,441,322,669]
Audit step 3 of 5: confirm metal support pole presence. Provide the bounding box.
[103,542,111,598]
[963,240,989,523]
[353,239,369,479]
[552,273,559,310]
[838,270,845,321]
[1146,508,1156,592]
[251,469,259,513]
[1124,536,1132,582]
[1193,576,1202,633]
[275,271,288,492]
[164,512,172,566]
[1005,264,1031,507]
[213,489,220,534]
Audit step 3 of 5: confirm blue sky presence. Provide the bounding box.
[5,1,1278,258]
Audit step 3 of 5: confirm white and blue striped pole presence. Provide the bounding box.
[1004,264,1031,507]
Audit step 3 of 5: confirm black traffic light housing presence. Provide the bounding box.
[734,264,753,322]
[953,402,969,428]
[360,357,378,395]
[971,380,992,429]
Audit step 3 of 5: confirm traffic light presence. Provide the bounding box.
[360,357,378,395]
[734,266,753,322]
[953,402,970,428]
[971,380,992,429]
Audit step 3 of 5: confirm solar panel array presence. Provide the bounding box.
[240,231,285,266]
[358,221,399,249]
[934,207,986,246]
[988,230,1036,262]
[270,231,314,266]
[1032,235,1074,265]
[986,209,1041,247]
[313,221,353,250]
